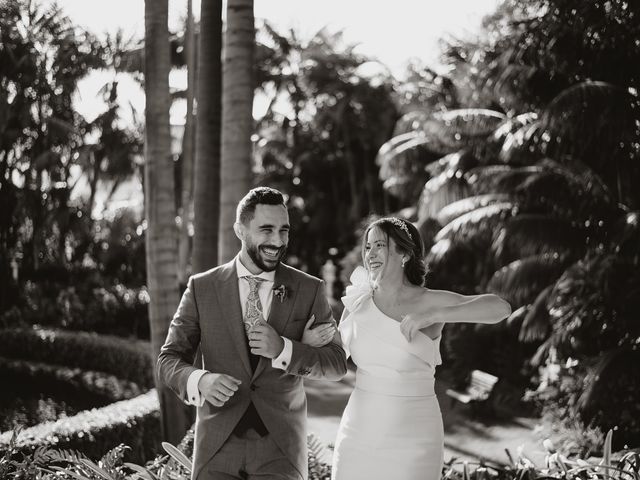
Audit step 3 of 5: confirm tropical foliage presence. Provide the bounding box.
[1,428,638,480]
[377,0,640,450]
[254,24,399,276]
[0,0,144,322]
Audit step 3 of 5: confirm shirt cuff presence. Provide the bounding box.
[186,369,208,407]
[272,337,292,370]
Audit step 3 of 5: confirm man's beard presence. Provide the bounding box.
[246,241,286,272]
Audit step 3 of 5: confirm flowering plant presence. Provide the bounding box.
[273,284,288,303]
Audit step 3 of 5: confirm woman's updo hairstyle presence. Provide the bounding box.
[362,217,427,286]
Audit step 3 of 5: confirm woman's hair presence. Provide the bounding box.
[361,217,427,286]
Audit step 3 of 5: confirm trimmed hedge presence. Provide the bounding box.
[0,356,144,431]
[0,357,144,402]
[0,390,161,464]
[0,327,154,388]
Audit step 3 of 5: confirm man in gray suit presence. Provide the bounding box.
[158,187,348,479]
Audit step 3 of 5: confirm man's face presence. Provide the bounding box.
[238,204,290,272]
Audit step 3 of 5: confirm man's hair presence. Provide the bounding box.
[236,187,286,225]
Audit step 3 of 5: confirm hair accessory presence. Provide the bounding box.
[385,217,411,237]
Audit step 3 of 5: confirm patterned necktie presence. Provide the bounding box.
[244,276,266,334]
[244,276,266,371]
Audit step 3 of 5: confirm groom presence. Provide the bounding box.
[157,187,348,480]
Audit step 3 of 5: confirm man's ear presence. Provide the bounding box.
[233,222,244,241]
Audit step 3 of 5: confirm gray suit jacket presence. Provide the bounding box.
[157,259,348,479]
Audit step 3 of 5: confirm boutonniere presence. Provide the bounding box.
[273,284,288,303]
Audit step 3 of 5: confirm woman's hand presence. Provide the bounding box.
[301,315,336,347]
[399,310,440,342]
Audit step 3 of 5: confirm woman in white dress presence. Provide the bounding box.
[328,217,512,480]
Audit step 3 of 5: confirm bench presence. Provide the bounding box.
[446,369,499,406]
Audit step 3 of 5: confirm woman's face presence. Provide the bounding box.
[364,227,403,282]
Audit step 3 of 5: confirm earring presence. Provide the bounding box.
[401,257,407,268]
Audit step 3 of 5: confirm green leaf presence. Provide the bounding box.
[80,459,114,480]
[161,442,192,472]
[124,463,159,480]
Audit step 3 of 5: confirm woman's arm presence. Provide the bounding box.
[434,291,512,325]
[400,290,511,342]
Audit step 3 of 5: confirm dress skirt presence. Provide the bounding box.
[332,372,444,480]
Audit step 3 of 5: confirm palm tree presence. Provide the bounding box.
[143,0,192,444]
[177,0,196,285]
[219,0,255,262]
[192,0,223,273]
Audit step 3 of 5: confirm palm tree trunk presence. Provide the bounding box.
[178,0,196,285]
[219,0,255,263]
[143,0,192,444]
[193,0,223,273]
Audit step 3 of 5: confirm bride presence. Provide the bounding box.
[306,217,511,480]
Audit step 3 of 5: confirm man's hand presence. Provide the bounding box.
[198,373,241,407]
[301,315,336,347]
[249,320,285,359]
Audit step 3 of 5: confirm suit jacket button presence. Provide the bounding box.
[250,384,256,391]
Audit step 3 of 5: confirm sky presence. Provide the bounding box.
[56,0,500,124]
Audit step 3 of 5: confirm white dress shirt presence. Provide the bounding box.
[186,256,293,406]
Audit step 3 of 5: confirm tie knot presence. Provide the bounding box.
[245,275,266,293]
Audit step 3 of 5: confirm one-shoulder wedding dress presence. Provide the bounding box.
[332,268,444,480]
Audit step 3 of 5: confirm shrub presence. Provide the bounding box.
[0,390,161,465]
[0,357,144,432]
[530,348,640,453]
[0,327,154,388]
[1,279,150,339]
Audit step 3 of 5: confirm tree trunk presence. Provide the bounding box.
[178,0,196,285]
[219,0,255,263]
[192,0,223,273]
[143,0,192,444]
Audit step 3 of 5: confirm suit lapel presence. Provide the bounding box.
[252,263,298,380]
[215,260,252,376]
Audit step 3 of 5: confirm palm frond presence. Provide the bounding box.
[424,150,479,178]
[487,253,570,308]
[493,112,538,141]
[505,304,530,334]
[499,120,545,165]
[435,202,515,243]
[519,284,553,343]
[436,193,513,226]
[538,81,640,204]
[418,174,472,222]
[492,215,586,266]
[422,108,507,151]
[576,349,640,417]
[376,132,430,178]
[465,165,544,194]
[392,110,431,136]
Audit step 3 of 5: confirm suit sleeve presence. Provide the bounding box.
[157,276,202,403]
[285,279,348,380]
